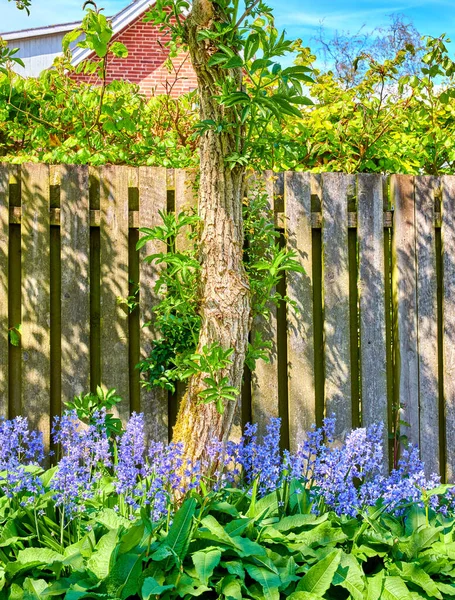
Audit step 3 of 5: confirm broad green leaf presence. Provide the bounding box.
[436,581,455,596]
[192,549,222,585]
[142,577,175,599]
[244,564,281,600]
[296,549,341,595]
[158,497,196,567]
[333,552,365,600]
[86,528,119,580]
[273,514,326,532]
[221,576,242,600]
[105,552,143,599]
[7,548,64,575]
[199,515,239,548]
[95,508,130,531]
[396,562,442,599]
[23,578,49,599]
[382,576,412,600]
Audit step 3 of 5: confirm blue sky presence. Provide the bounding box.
[2,0,455,48]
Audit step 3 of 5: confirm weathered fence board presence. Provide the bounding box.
[173,169,197,421]
[138,167,168,441]
[0,166,8,417]
[358,174,388,461]
[322,173,353,441]
[415,177,440,476]
[100,166,130,422]
[391,175,420,449]
[60,165,91,404]
[442,176,455,482]
[2,164,455,478]
[251,172,280,437]
[21,164,51,449]
[285,171,315,451]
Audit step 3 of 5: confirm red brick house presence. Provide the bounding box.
[2,0,198,97]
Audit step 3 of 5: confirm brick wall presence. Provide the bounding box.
[72,12,198,97]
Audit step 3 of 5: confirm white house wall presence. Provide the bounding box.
[6,32,67,77]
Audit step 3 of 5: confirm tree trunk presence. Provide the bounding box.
[172,0,250,461]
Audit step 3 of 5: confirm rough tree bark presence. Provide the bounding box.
[172,0,251,460]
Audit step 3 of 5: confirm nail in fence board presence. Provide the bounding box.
[391,175,420,449]
[415,176,440,476]
[357,174,388,461]
[100,166,130,421]
[442,176,455,482]
[0,166,8,415]
[139,167,168,442]
[285,172,315,450]
[322,173,353,440]
[251,171,280,437]
[60,165,91,403]
[21,164,51,448]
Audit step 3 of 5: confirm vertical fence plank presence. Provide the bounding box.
[391,175,419,448]
[60,165,90,404]
[251,172,280,437]
[0,166,8,416]
[442,176,455,481]
[285,172,315,450]
[173,169,198,422]
[358,174,388,461]
[139,167,168,442]
[416,176,440,476]
[175,169,197,250]
[21,164,51,447]
[100,166,130,422]
[322,173,353,440]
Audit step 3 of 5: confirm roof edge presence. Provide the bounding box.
[1,21,80,40]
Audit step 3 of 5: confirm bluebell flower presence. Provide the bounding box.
[51,410,111,518]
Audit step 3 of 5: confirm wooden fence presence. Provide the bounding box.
[0,165,454,479]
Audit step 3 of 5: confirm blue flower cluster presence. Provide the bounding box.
[285,417,444,517]
[0,411,453,522]
[51,410,111,517]
[0,416,44,504]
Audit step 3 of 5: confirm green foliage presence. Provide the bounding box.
[136,210,201,393]
[146,0,314,170]
[8,0,31,13]
[3,477,455,599]
[64,386,124,438]
[0,0,198,168]
[3,10,455,175]
[7,324,21,347]
[136,187,303,410]
[0,40,24,76]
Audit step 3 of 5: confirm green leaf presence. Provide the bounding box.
[366,571,385,600]
[192,549,222,585]
[333,552,365,600]
[382,576,412,600]
[110,42,128,58]
[105,552,143,599]
[86,528,119,580]
[23,578,49,599]
[244,564,281,600]
[154,497,196,567]
[296,549,341,595]
[142,577,175,599]
[395,563,442,599]
[7,548,64,575]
